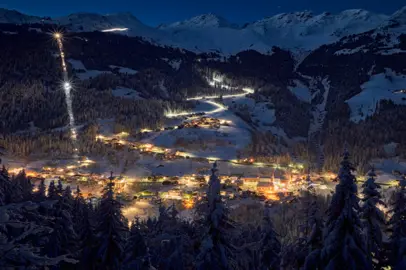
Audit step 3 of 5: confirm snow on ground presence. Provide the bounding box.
[151,125,250,160]
[161,58,182,70]
[224,96,275,127]
[346,69,406,122]
[372,158,406,175]
[112,87,144,99]
[377,48,406,55]
[109,65,138,75]
[136,155,276,177]
[67,59,111,80]
[334,46,368,55]
[384,142,398,156]
[288,80,312,102]
[67,59,86,70]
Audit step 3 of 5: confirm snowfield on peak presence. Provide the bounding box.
[1,7,405,54]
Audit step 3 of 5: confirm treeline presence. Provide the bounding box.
[1,150,406,269]
[322,101,406,174]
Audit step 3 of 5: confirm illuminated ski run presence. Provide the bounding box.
[165,75,254,118]
[53,32,78,154]
[101,27,129,32]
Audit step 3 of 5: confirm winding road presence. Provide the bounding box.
[165,77,254,118]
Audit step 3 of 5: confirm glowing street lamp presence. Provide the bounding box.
[53,32,62,39]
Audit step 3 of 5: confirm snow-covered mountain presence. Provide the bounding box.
[1,7,405,54]
[245,10,388,50]
[159,13,238,29]
[0,8,43,24]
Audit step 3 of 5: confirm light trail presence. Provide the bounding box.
[101,28,129,32]
[166,75,254,118]
[53,32,79,154]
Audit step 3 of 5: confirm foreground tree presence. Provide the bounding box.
[94,172,127,270]
[123,218,149,270]
[320,149,371,270]
[260,207,281,270]
[35,179,47,201]
[74,186,96,269]
[360,167,386,268]
[196,162,236,270]
[388,176,406,269]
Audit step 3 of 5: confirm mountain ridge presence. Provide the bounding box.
[1,7,405,54]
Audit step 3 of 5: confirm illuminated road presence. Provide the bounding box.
[166,77,254,118]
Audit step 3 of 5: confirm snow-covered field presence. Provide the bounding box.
[346,69,406,122]
[67,59,111,80]
[112,87,143,99]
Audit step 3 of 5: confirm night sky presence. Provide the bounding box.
[0,0,404,26]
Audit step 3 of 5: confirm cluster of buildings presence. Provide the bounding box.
[180,117,231,129]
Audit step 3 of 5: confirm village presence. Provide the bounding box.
[7,150,334,215]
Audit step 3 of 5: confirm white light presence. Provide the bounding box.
[101,28,129,32]
[63,82,72,91]
[54,32,62,39]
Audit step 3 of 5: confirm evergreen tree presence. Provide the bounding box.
[74,186,96,269]
[196,162,236,270]
[388,176,406,269]
[94,172,127,270]
[298,173,323,270]
[35,179,47,201]
[320,149,371,270]
[44,186,78,269]
[9,174,23,203]
[56,179,64,197]
[259,207,281,270]
[0,168,12,205]
[48,180,58,200]
[0,202,77,268]
[15,170,32,201]
[360,167,386,268]
[123,218,149,270]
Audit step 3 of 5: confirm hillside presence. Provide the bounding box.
[0,7,406,172]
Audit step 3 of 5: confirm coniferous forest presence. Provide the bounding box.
[1,150,406,270]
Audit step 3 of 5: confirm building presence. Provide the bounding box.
[257,178,273,194]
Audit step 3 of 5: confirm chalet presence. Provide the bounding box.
[257,177,273,194]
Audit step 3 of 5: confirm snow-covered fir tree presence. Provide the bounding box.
[44,185,78,268]
[74,186,96,269]
[9,174,23,203]
[259,206,281,270]
[0,167,12,205]
[123,218,149,270]
[94,172,128,270]
[35,178,47,201]
[388,176,406,269]
[48,180,58,200]
[287,171,322,270]
[196,162,236,270]
[15,170,32,201]
[360,167,386,267]
[0,170,76,268]
[320,149,371,270]
[56,179,64,197]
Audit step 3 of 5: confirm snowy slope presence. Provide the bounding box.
[245,10,388,50]
[54,12,171,44]
[0,8,43,24]
[346,69,406,123]
[1,7,404,54]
